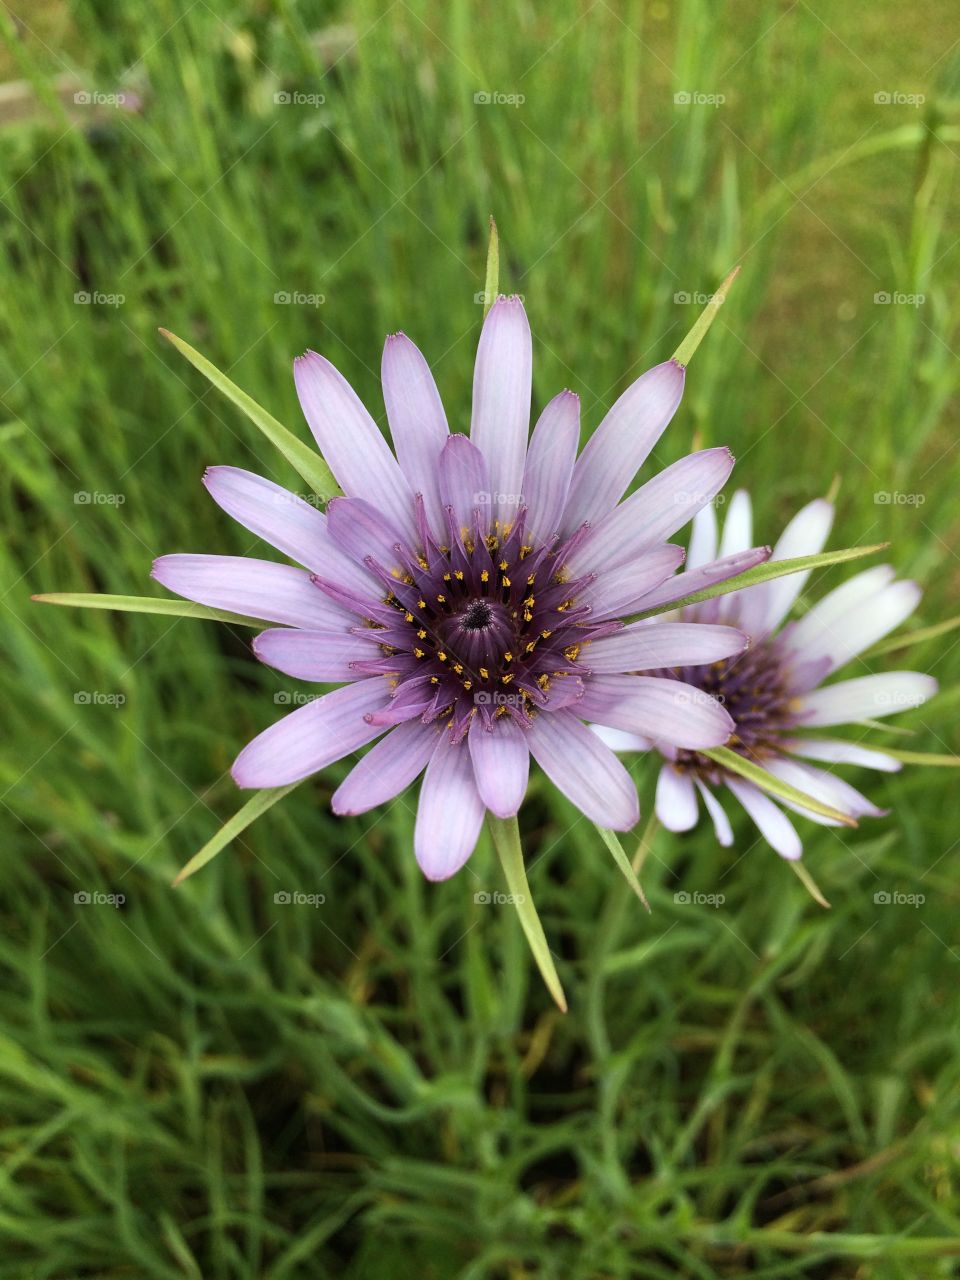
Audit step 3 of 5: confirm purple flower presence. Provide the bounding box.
[153,297,760,879]
[596,491,938,859]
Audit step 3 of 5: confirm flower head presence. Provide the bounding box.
[153,297,760,879]
[597,491,938,858]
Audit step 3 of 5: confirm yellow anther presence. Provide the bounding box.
[479,667,490,680]
[481,569,490,583]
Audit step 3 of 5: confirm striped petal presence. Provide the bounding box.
[584,621,747,674]
[151,554,349,628]
[522,390,580,544]
[579,674,734,749]
[294,350,415,540]
[562,360,685,532]
[252,627,382,682]
[231,677,389,788]
[381,332,449,538]
[415,736,485,880]
[468,715,530,818]
[527,710,639,829]
[566,448,735,576]
[332,719,440,815]
[799,672,937,726]
[470,296,531,528]
[203,466,377,594]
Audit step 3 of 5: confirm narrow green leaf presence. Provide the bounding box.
[876,748,960,767]
[159,328,339,499]
[173,783,302,886]
[789,860,831,909]
[33,592,262,627]
[702,746,856,825]
[631,543,888,622]
[596,826,650,911]
[482,216,499,316]
[854,718,915,737]
[487,815,567,1012]
[671,264,740,367]
[867,614,960,657]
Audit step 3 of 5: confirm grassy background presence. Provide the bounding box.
[2,0,960,1275]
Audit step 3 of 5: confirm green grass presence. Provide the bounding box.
[2,0,960,1275]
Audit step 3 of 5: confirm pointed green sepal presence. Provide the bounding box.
[596,826,650,911]
[159,328,338,499]
[631,543,888,622]
[482,216,500,316]
[32,592,262,627]
[702,746,856,825]
[173,783,302,886]
[487,814,567,1012]
[671,265,740,367]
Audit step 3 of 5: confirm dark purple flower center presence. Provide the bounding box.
[328,501,623,739]
[655,636,800,778]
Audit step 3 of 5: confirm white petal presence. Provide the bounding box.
[718,489,753,558]
[687,501,718,571]
[799,672,937,726]
[736,498,834,636]
[725,778,802,859]
[783,736,901,773]
[655,764,698,831]
[694,777,734,846]
[589,725,653,752]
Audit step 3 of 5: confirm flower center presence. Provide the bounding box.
[656,636,799,778]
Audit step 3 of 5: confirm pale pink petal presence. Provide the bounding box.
[414,736,485,880]
[468,715,530,818]
[332,719,440,815]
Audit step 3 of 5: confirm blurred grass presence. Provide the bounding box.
[2,0,960,1275]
